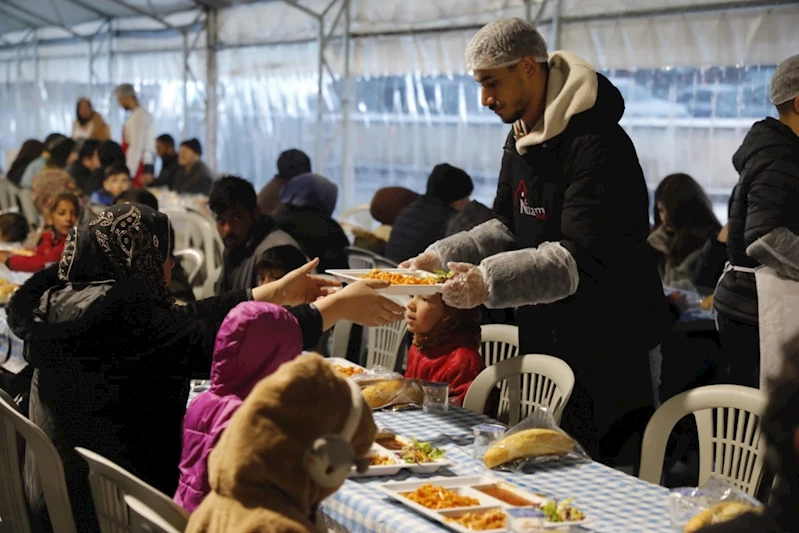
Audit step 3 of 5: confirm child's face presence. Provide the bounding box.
[49,200,78,237]
[104,173,131,198]
[406,294,446,335]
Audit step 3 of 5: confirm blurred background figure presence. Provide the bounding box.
[257,149,312,217]
[648,173,722,290]
[385,163,473,264]
[275,173,349,272]
[5,139,44,186]
[173,138,214,195]
[71,97,111,141]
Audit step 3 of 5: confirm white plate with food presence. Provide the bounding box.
[327,358,368,379]
[325,268,452,295]
[352,436,450,477]
[377,476,588,532]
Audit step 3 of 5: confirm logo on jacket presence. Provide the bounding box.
[514,181,547,220]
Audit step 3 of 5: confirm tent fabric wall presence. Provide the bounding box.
[0,0,796,216]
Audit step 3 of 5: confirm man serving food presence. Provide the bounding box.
[402,18,669,468]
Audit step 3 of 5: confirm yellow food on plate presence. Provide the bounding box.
[369,454,397,466]
[483,429,575,469]
[684,502,759,533]
[700,294,714,311]
[401,484,479,509]
[361,379,424,410]
[333,365,365,378]
[445,509,507,531]
[360,269,437,285]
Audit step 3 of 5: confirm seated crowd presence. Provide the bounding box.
[0,43,797,533]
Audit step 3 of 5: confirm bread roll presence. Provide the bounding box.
[484,428,574,469]
[684,501,757,533]
[361,379,423,409]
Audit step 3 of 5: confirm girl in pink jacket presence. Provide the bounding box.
[174,301,303,512]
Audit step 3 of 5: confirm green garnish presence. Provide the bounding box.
[433,270,455,283]
[541,498,584,523]
[400,438,446,464]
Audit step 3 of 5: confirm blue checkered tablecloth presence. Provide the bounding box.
[320,408,673,533]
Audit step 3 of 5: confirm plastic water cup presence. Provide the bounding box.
[472,423,506,459]
[422,382,449,414]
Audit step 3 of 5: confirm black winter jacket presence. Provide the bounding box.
[274,205,350,272]
[489,69,670,464]
[494,73,669,356]
[714,118,799,325]
[385,195,455,263]
[7,266,321,533]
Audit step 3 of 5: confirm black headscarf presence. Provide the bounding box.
[58,203,174,306]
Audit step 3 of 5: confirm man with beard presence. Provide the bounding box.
[115,83,155,188]
[210,176,302,293]
[402,18,669,469]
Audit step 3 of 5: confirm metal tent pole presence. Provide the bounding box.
[205,7,219,172]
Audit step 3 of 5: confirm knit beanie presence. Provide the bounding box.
[370,187,419,225]
[426,163,473,204]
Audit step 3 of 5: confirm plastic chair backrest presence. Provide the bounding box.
[347,246,377,270]
[74,447,188,533]
[18,188,40,228]
[163,208,221,282]
[0,179,17,213]
[339,204,374,232]
[639,385,768,496]
[330,319,355,360]
[123,495,182,533]
[463,354,575,425]
[479,325,519,368]
[374,255,398,269]
[0,394,77,533]
[173,248,204,285]
[366,319,408,371]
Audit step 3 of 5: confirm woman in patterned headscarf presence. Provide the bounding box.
[7,203,401,533]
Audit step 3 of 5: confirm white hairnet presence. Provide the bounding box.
[465,18,549,71]
[770,54,799,106]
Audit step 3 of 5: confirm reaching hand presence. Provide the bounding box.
[271,257,340,305]
[399,250,442,272]
[442,261,488,309]
[331,279,406,327]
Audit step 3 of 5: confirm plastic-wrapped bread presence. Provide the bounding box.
[684,502,758,533]
[360,379,424,410]
[483,429,575,469]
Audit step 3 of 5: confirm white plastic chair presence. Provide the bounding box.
[463,354,575,425]
[339,203,374,232]
[347,246,377,270]
[366,319,408,371]
[374,255,398,269]
[173,248,204,285]
[479,324,519,367]
[163,208,222,285]
[124,495,183,533]
[639,385,768,497]
[74,447,188,533]
[0,393,78,533]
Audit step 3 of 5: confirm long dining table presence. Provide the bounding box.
[320,407,674,533]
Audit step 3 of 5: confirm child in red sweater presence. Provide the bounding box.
[404,293,484,406]
[1,193,78,272]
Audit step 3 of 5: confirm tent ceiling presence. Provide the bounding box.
[0,0,792,41]
[0,0,262,36]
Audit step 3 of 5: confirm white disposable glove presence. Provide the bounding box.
[399,250,442,272]
[442,262,488,309]
[747,227,799,280]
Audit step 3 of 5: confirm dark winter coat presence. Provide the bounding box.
[385,195,455,263]
[714,118,799,325]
